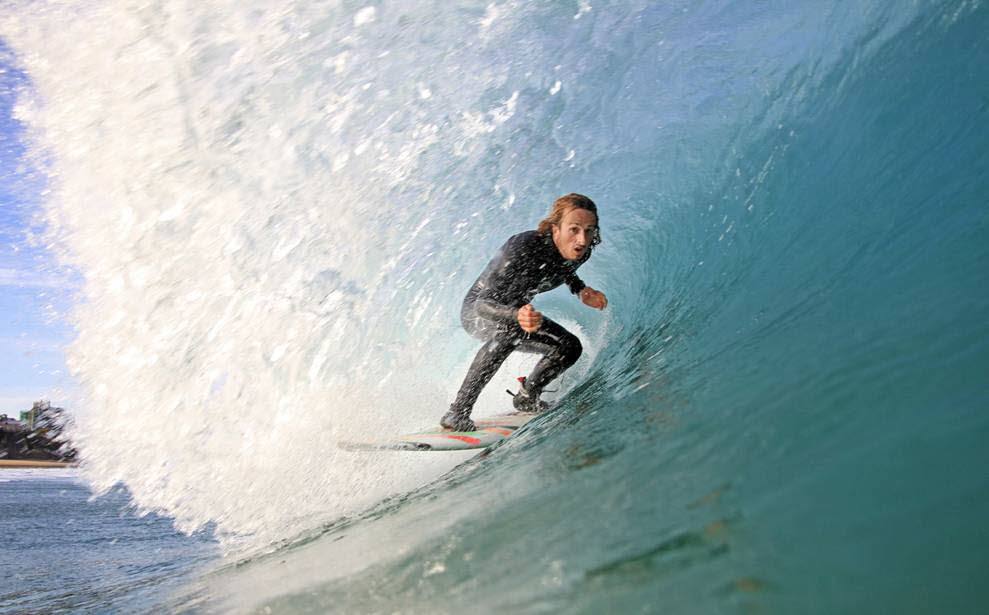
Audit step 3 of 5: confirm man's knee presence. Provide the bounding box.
[560,333,582,366]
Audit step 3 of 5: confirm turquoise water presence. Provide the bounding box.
[2,1,988,612]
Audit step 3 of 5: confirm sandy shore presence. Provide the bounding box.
[0,459,76,468]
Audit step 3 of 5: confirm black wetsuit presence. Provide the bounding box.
[448,230,591,416]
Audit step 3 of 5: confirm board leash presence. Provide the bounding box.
[505,376,558,398]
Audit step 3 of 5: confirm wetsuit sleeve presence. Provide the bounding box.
[566,273,586,295]
[472,236,525,325]
[474,298,518,323]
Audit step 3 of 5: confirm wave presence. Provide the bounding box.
[3,0,988,610]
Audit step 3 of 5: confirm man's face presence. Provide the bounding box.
[552,207,598,261]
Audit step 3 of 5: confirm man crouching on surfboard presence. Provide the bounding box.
[441,193,608,432]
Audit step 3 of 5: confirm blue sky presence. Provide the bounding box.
[1,43,75,416]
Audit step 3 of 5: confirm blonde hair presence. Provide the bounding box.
[537,193,601,246]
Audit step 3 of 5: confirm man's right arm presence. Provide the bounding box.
[474,298,518,324]
[472,234,525,325]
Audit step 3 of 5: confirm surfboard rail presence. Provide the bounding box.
[338,412,537,452]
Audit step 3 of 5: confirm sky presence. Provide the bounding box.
[1,43,75,416]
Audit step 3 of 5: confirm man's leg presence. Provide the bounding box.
[442,333,517,430]
[513,318,582,409]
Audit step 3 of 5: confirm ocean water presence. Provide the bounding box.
[2,0,988,613]
[0,470,216,612]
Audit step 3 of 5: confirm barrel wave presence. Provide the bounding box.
[3,1,987,612]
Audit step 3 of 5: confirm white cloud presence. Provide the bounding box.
[0,335,67,353]
[0,267,74,289]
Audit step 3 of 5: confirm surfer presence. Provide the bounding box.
[441,193,608,431]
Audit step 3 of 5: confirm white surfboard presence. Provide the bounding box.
[338,412,537,452]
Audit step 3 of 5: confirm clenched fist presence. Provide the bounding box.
[580,287,608,310]
[517,303,543,333]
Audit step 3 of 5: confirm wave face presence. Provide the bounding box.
[4,0,989,611]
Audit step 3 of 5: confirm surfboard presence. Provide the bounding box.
[338,412,537,452]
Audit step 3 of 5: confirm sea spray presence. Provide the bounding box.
[1,1,591,544]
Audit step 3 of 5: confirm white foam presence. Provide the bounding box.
[1,1,597,548]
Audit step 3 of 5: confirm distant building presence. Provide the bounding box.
[19,400,64,431]
[0,413,25,433]
[1,400,74,461]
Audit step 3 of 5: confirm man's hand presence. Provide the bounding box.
[517,304,543,333]
[580,287,608,310]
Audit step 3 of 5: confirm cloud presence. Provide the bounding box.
[0,335,67,353]
[0,266,74,289]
